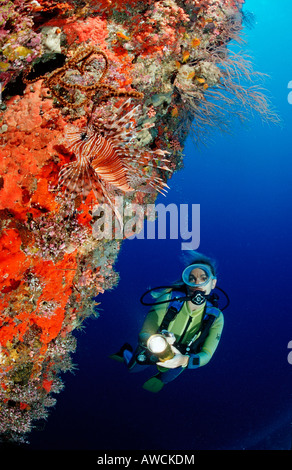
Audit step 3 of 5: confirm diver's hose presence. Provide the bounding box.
[140,285,230,311]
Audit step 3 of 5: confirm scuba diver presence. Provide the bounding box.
[110,253,227,393]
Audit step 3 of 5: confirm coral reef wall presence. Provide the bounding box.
[0,0,273,444]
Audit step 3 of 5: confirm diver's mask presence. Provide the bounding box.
[182,263,216,289]
[182,263,216,305]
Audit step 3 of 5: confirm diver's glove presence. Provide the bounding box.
[160,330,176,345]
[157,345,189,369]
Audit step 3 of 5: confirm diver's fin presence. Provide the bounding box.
[109,343,133,363]
[142,375,165,393]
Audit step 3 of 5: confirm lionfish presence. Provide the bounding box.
[58,100,171,220]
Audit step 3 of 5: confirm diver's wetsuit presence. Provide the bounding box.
[122,292,224,392]
[139,292,224,369]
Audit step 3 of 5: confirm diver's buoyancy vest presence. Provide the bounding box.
[158,290,221,355]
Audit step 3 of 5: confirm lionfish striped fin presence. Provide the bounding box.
[90,135,134,192]
[58,160,103,200]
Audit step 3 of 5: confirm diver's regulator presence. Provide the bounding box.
[189,290,207,305]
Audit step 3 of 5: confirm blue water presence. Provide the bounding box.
[28,0,292,451]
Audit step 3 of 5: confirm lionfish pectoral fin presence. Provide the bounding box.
[58,161,96,199]
[91,160,134,192]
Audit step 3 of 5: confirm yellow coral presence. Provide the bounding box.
[0,62,9,72]
[15,46,33,58]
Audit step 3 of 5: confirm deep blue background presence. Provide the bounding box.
[28,0,292,450]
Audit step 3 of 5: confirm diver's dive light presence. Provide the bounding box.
[146,334,174,362]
